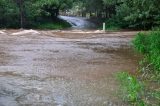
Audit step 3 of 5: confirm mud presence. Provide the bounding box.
[0,30,140,106]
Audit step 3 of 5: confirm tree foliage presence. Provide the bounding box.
[72,0,160,29]
[0,0,19,27]
[107,0,160,29]
[0,0,73,28]
[0,0,160,29]
[104,0,160,29]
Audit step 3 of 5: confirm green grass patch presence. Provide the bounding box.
[132,29,160,106]
[132,30,160,79]
[115,29,160,106]
[116,72,145,106]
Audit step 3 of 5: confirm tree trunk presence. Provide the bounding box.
[19,0,24,28]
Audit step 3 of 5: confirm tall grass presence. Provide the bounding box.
[116,29,160,106]
[116,72,145,106]
[132,31,160,80]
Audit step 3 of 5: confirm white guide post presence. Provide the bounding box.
[103,22,105,31]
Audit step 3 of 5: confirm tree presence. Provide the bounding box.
[14,0,25,28]
[102,0,160,29]
[0,0,74,28]
[115,0,160,29]
[34,0,73,19]
[0,0,19,28]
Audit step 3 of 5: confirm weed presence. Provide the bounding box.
[116,72,145,106]
[132,30,160,79]
[119,29,160,106]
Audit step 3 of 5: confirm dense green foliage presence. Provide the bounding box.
[116,29,160,106]
[116,30,160,106]
[70,0,160,29]
[1,0,160,29]
[0,0,73,28]
[0,0,19,28]
[133,30,160,76]
[103,0,160,29]
[34,18,71,29]
[113,0,160,29]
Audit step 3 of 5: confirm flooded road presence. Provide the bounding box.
[59,16,96,29]
[0,30,140,106]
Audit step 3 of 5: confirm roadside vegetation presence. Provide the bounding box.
[1,0,160,30]
[116,72,145,106]
[33,18,71,30]
[104,0,160,30]
[116,29,160,106]
[0,0,73,29]
[69,0,160,30]
[99,0,160,105]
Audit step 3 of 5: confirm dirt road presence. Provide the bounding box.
[0,30,140,106]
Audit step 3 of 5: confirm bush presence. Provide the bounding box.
[131,29,160,106]
[30,18,71,29]
[133,30,160,72]
[105,17,121,30]
[116,30,160,106]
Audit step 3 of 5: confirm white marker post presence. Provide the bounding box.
[103,22,105,31]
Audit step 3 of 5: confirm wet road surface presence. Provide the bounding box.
[0,30,140,106]
[59,16,96,29]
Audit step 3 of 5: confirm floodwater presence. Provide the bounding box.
[59,16,96,29]
[0,30,140,106]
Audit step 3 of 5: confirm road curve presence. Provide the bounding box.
[59,16,96,29]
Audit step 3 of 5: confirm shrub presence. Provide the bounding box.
[130,29,160,106]
[105,17,121,30]
[33,18,71,29]
[133,30,160,72]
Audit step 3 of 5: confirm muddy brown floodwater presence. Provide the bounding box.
[0,30,140,106]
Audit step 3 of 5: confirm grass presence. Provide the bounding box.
[132,30,160,78]
[116,72,145,106]
[116,29,160,106]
